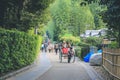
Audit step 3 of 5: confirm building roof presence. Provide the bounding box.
[80,28,107,38]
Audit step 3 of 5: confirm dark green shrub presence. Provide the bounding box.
[75,47,81,58]
[108,41,119,48]
[81,47,90,60]
[76,42,90,60]
[83,37,102,46]
[78,42,90,47]
[0,28,42,75]
[75,46,90,60]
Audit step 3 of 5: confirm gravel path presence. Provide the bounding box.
[92,66,120,80]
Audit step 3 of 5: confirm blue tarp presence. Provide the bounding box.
[84,49,102,62]
[97,49,102,53]
[84,51,94,62]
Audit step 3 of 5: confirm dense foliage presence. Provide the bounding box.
[88,2,107,29]
[101,0,120,47]
[84,0,120,47]
[49,0,96,41]
[0,29,42,75]
[0,0,54,32]
[59,33,80,45]
[83,37,103,46]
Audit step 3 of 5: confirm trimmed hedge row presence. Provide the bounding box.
[0,29,42,75]
[75,42,90,60]
[75,46,90,60]
[75,47,81,59]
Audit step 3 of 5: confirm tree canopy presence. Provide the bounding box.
[99,0,120,47]
[0,0,54,32]
[49,0,97,41]
[83,0,120,47]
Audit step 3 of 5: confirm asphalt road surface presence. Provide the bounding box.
[6,52,103,80]
[37,52,94,80]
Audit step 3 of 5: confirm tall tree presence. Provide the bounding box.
[0,0,54,32]
[50,0,95,41]
[101,0,120,47]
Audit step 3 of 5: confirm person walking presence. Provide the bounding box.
[41,43,44,52]
[44,42,48,52]
[68,47,75,63]
[54,43,59,55]
[48,43,52,53]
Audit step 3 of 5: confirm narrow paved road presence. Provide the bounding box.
[6,52,51,80]
[36,52,99,80]
[5,52,103,80]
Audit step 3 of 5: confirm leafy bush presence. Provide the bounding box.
[77,42,90,47]
[27,28,35,35]
[83,37,102,46]
[59,33,80,44]
[76,41,90,60]
[108,41,119,48]
[75,46,90,60]
[0,28,42,75]
[75,47,81,58]
[81,47,90,60]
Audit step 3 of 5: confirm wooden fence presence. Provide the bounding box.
[102,48,120,80]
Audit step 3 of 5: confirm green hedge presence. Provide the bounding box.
[78,42,90,47]
[75,42,90,60]
[75,46,90,60]
[0,29,42,75]
[81,47,90,60]
[83,37,102,46]
[75,47,81,59]
[108,41,119,49]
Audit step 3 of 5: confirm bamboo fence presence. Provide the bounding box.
[102,48,120,80]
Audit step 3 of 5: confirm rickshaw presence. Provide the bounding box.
[59,47,75,63]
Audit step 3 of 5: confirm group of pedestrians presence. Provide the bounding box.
[41,41,59,54]
[41,40,75,63]
[41,42,53,53]
[41,42,48,52]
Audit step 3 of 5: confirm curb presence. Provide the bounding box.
[0,62,35,80]
[0,52,41,80]
[81,62,104,80]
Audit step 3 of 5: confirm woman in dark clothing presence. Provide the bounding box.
[54,43,59,55]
